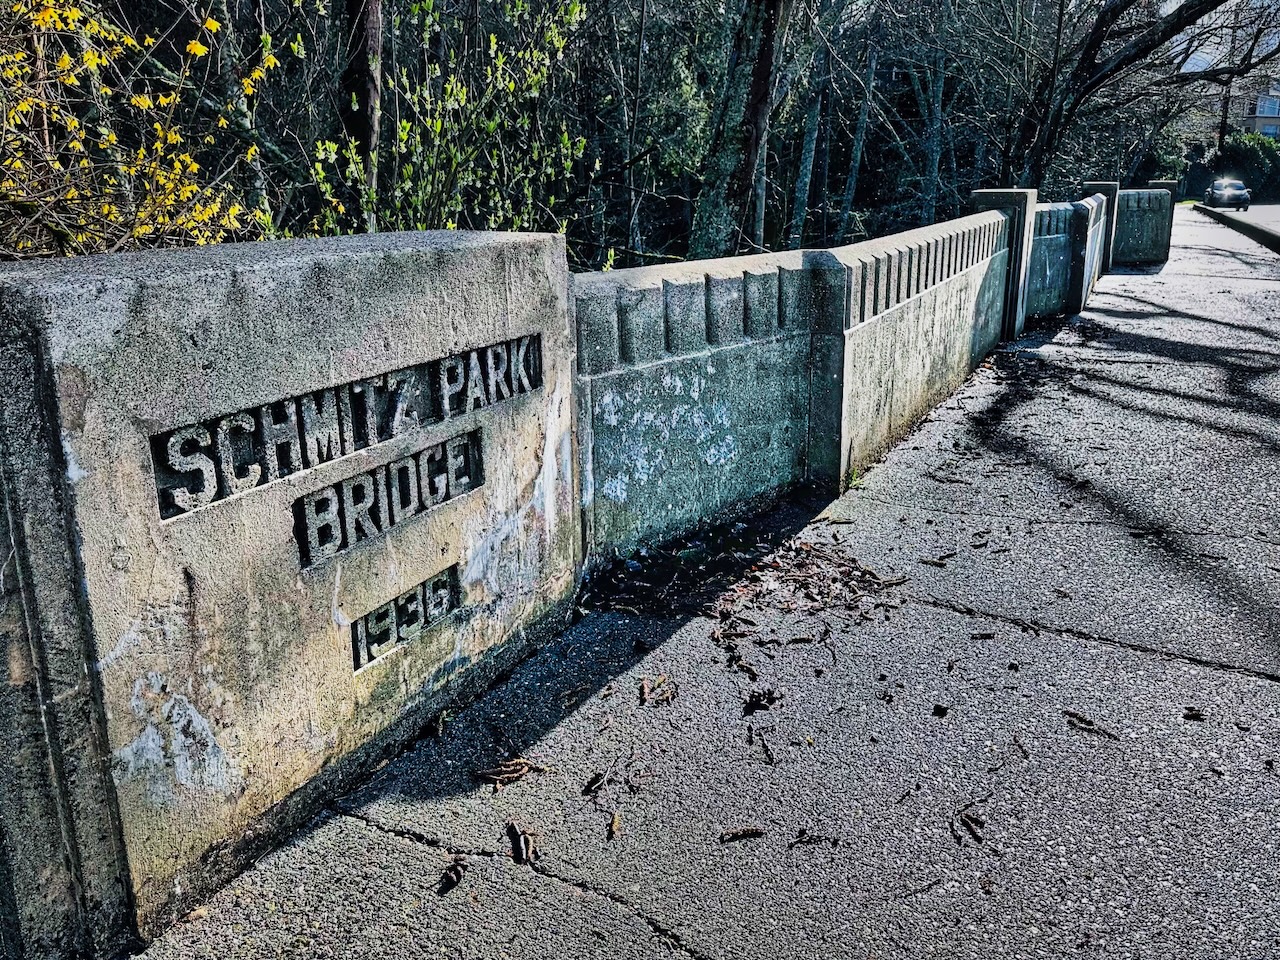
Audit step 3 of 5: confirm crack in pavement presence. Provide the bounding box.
[527,860,719,960]
[333,807,503,859]
[903,593,1280,686]
[335,808,716,960]
[996,348,1214,369]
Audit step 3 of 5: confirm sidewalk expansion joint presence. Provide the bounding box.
[525,860,719,960]
[331,806,503,859]
[848,493,1278,547]
[996,347,1206,369]
[905,593,1280,687]
[336,807,715,958]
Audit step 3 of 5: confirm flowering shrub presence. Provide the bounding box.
[1,1,259,258]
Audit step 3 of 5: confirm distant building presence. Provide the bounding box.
[1241,81,1280,138]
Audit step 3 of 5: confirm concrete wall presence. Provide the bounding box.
[1027,203,1075,318]
[0,181,1128,958]
[0,233,580,950]
[574,211,1011,560]
[1025,194,1111,320]
[818,213,1010,484]
[1114,189,1173,265]
[575,251,815,561]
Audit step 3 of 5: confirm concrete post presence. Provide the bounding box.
[970,188,1037,340]
[1082,181,1120,273]
[0,231,582,952]
[1066,198,1097,314]
[1148,180,1180,257]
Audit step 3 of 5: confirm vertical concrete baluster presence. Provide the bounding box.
[574,279,622,374]
[705,272,746,346]
[1082,181,1119,273]
[743,268,780,339]
[971,188,1037,340]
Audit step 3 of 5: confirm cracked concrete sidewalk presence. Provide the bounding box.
[142,207,1280,959]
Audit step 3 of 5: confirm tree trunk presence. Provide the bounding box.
[689,0,790,259]
[919,51,945,224]
[1218,84,1234,147]
[836,46,876,242]
[340,0,383,232]
[628,0,648,256]
[752,152,767,252]
[786,65,825,249]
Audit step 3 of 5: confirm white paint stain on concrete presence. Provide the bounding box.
[538,382,564,544]
[598,389,623,427]
[62,433,88,484]
[330,562,350,628]
[595,378,738,504]
[464,380,571,592]
[601,474,629,504]
[113,672,239,806]
[99,590,187,673]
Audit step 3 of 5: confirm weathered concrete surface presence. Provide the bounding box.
[574,252,813,563]
[970,190,1036,338]
[1082,181,1119,272]
[0,231,580,944]
[1026,203,1073,318]
[1113,190,1173,265]
[142,212,1280,958]
[1025,196,1108,321]
[832,216,1007,482]
[576,212,1012,559]
[1067,193,1107,314]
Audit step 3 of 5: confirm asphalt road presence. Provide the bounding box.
[143,208,1280,960]
[1205,201,1280,234]
[1246,203,1280,231]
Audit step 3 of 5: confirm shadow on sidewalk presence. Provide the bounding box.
[327,491,833,812]
[973,305,1280,663]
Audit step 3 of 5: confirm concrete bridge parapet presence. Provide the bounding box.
[0,172,1173,957]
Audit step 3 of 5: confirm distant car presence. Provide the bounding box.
[1204,179,1251,211]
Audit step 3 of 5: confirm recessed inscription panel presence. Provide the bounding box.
[352,565,461,671]
[293,429,484,569]
[151,335,542,519]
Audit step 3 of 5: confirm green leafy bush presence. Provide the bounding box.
[1209,133,1280,201]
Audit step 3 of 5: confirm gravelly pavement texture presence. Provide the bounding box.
[142,208,1280,959]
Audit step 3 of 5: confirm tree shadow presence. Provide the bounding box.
[191,231,1280,923]
[968,308,1280,659]
[324,491,834,809]
[1167,242,1280,272]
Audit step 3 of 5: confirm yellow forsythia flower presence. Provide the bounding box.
[245,144,259,162]
[186,39,209,57]
[204,17,221,32]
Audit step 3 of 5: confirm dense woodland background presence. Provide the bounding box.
[4,0,1280,265]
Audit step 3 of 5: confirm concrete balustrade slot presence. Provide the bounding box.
[0,181,1171,959]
